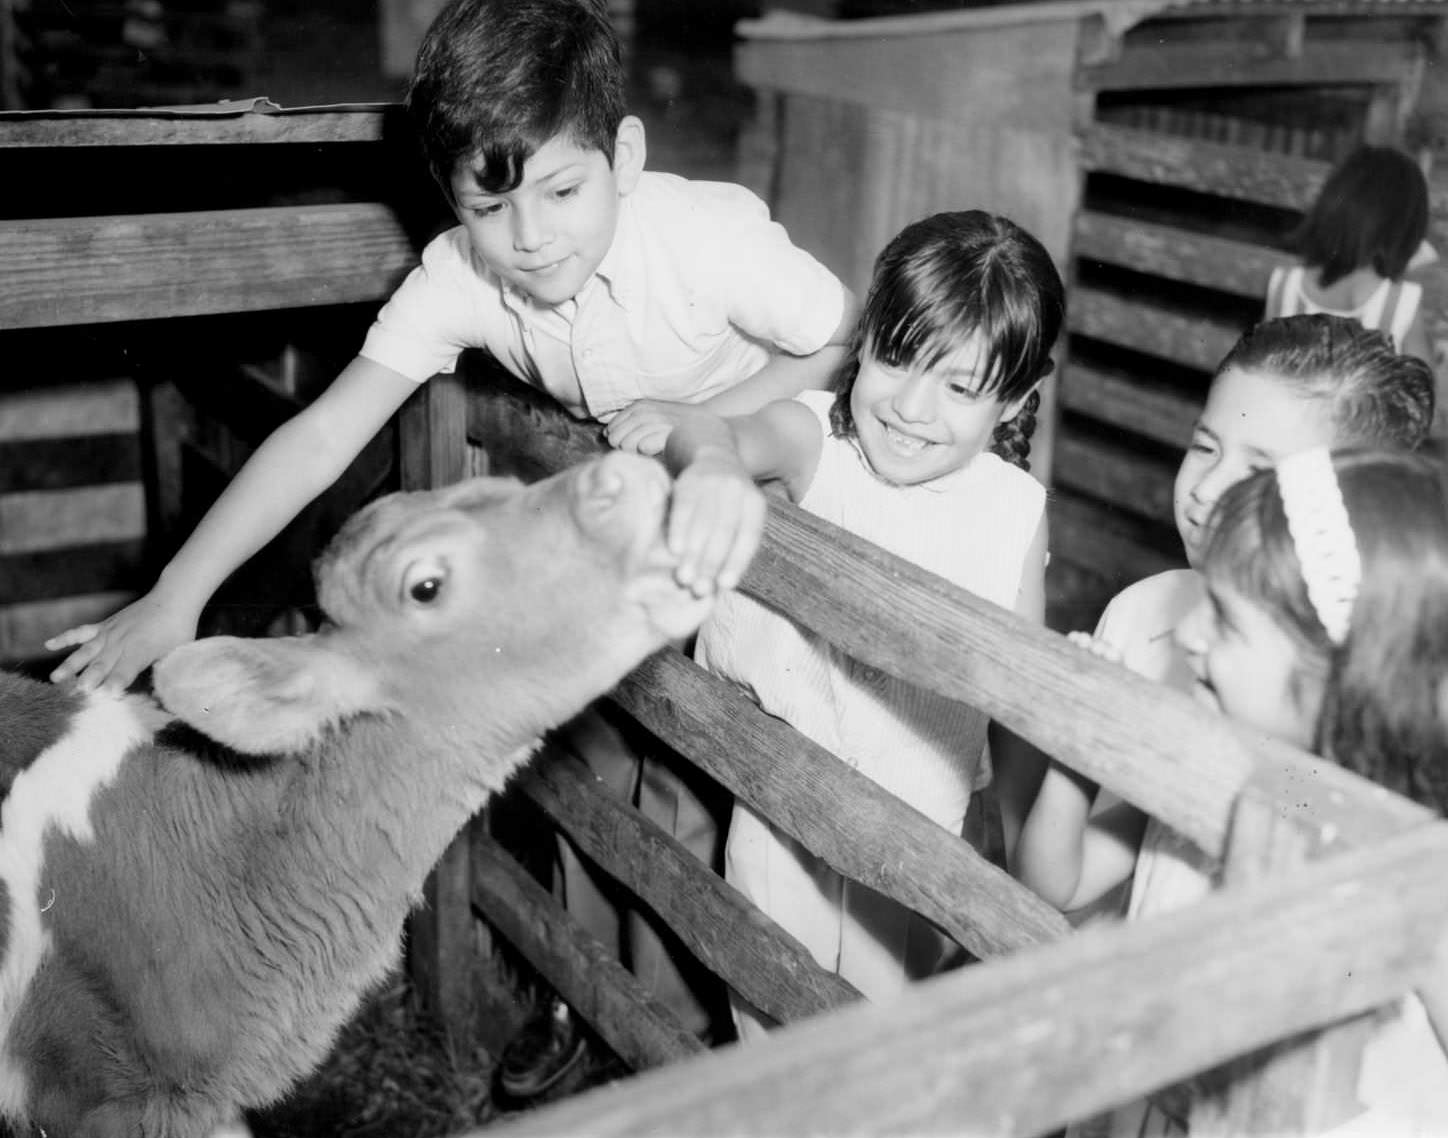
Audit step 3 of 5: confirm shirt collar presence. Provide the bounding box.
[591,192,643,311]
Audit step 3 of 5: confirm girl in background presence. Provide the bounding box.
[1171,447,1448,1136]
[1015,315,1434,921]
[656,209,1064,1039]
[1265,145,1434,367]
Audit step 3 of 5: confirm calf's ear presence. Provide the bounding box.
[153,635,380,755]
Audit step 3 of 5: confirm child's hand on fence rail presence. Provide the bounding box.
[46,589,200,694]
[1066,630,1124,665]
[603,398,696,457]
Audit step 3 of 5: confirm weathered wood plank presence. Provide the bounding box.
[1053,432,1178,528]
[1190,785,1385,1134]
[486,823,1448,1138]
[1070,285,1243,373]
[1079,122,1330,210]
[397,369,491,1046]
[1048,490,1183,586]
[1080,37,1421,93]
[0,484,145,555]
[1058,359,1201,450]
[0,378,139,440]
[466,375,1420,856]
[1073,211,1290,301]
[0,203,417,329]
[0,106,396,148]
[611,649,1071,959]
[520,752,862,1026]
[470,829,704,1072]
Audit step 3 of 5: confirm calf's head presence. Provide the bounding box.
[153,452,734,760]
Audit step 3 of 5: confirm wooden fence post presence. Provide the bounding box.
[398,370,523,1053]
[1190,785,1380,1135]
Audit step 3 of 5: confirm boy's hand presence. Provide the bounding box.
[667,453,766,598]
[604,399,698,457]
[46,590,200,694]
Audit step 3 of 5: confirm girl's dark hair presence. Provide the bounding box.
[407,0,626,196]
[1203,450,1448,814]
[1290,145,1429,287]
[829,210,1065,471]
[1216,314,1435,450]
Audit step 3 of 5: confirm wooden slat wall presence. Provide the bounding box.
[1051,1,1427,628]
[0,203,417,330]
[0,106,427,667]
[0,378,143,662]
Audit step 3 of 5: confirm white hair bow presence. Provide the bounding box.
[1276,447,1361,646]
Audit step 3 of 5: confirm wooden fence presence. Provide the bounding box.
[5,102,1447,1135]
[417,367,1448,1137]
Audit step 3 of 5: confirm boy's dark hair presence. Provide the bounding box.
[1290,145,1429,287]
[829,210,1065,471]
[407,0,626,197]
[1216,314,1435,451]
[1204,450,1448,814]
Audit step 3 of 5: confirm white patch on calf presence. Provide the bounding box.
[0,691,152,1116]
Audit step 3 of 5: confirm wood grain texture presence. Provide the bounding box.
[0,203,417,329]
[0,484,145,554]
[1053,432,1178,527]
[1079,123,1330,210]
[1058,359,1202,450]
[520,752,862,1026]
[610,650,1070,958]
[1080,37,1420,93]
[1070,285,1243,373]
[0,107,396,148]
[467,375,1420,857]
[1047,492,1183,586]
[0,378,139,440]
[1073,210,1290,301]
[469,829,705,1072]
[485,823,1448,1138]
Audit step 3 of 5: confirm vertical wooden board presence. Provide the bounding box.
[397,369,502,1048]
[774,93,872,291]
[1190,788,1380,1135]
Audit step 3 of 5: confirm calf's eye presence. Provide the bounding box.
[410,577,443,604]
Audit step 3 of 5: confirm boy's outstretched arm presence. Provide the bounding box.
[47,357,420,692]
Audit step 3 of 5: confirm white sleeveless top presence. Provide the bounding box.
[1265,264,1421,352]
[695,391,1046,828]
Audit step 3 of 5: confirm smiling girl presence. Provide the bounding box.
[1174,447,1448,1135]
[656,210,1064,1038]
[1015,316,1434,922]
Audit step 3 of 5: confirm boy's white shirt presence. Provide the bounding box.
[360,171,846,418]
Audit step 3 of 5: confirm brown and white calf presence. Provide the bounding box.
[0,452,743,1137]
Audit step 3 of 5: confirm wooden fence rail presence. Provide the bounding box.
[445,364,1446,1135]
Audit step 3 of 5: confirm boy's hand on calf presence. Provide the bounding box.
[47,590,200,694]
[667,455,766,598]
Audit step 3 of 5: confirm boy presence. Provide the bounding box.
[48,0,852,1090]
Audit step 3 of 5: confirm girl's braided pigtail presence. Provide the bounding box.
[989,388,1040,471]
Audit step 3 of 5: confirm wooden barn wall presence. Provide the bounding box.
[736,6,1087,485]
